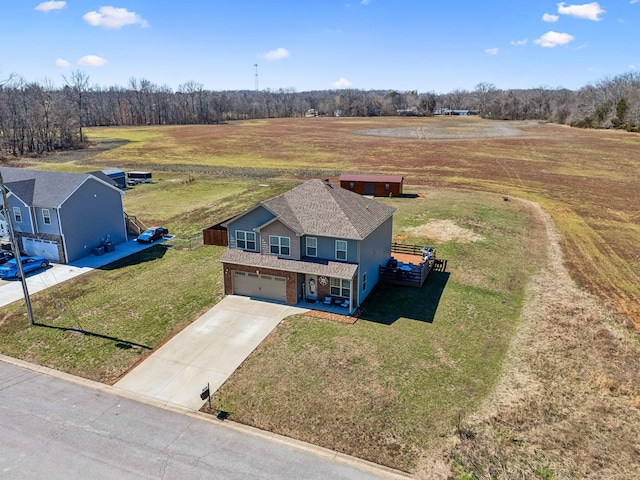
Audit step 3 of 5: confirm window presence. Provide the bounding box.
[306,237,317,257]
[349,182,354,189]
[385,183,390,191]
[335,240,347,261]
[236,230,256,250]
[362,272,367,291]
[269,235,290,256]
[330,278,350,298]
[42,209,51,225]
[13,207,22,223]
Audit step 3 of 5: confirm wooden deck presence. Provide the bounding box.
[378,244,442,287]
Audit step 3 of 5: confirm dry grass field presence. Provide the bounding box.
[85,117,640,331]
[33,117,639,478]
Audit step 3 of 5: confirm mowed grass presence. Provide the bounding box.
[0,180,295,383]
[0,245,222,383]
[212,190,546,472]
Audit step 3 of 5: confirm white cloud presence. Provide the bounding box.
[35,1,66,12]
[510,39,528,46]
[78,55,108,67]
[83,6,149,29]
[542,13,559,22]
[557,2,606,21]
[361,0,371,4]
[261,48,290,61]
[631,0,639,4]
[55,58,71,68]
[485,48,499,55]
[331,77,352,88]
[534,31,575,47]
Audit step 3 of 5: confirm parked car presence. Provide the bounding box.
[135,227,169,243]
[0,251,14,265]
[0,256,49,279]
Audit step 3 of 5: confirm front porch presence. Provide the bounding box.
[298,295,353,314]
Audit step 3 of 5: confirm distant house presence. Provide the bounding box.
[339,174,404,197]
[434,108,470,116]
[0,167,127,263]
[219,179,396,313]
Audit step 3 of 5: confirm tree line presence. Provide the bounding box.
[1,70,639,157]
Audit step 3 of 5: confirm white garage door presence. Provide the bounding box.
[233,271,286,303]
[22,238,60,262]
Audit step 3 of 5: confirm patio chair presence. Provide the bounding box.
[340,299,350,308]
[323,296,333,305]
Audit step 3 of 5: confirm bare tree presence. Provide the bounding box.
[63,70,90,143]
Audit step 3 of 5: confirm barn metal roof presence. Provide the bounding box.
[338,174,404,183]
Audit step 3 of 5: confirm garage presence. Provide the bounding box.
[22,238,60,262]
[233,271,286,303]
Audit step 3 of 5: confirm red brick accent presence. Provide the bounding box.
[222,262,298,305]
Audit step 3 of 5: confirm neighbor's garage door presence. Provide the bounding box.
[22,238,60,262]
[233,271,286,303]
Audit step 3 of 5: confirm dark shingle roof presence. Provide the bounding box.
[220,248,358,279]
[260,179,396,240]
[0,167,110,207]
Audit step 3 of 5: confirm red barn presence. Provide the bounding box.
[339,174,404,197]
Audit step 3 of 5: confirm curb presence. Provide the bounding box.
[0,354,413,480]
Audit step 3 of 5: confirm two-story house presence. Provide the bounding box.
[219,179,396,314]
[1,167,128,263]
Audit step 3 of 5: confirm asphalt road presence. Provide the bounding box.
[0,359,399,480]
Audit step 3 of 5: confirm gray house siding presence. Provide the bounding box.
[300,235,358,263]
[7,197,34,234]
[357,216,393,304]
[34,206,61,236]
[59,179,127,262]
[226,206,274,249]
[260,220,300,259]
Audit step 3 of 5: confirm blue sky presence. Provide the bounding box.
[1,1,638,93]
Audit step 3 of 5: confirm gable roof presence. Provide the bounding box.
[259,179,396,240]
[0,167,120,208]
[339,173,404,183]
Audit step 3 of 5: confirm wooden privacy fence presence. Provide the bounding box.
[202,224,228,246]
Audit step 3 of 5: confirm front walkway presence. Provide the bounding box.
[114,295,308,410]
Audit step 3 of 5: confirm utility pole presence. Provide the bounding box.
[254,64,259,92]
[0,169,35,326]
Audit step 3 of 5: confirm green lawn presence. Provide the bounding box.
[213,189,546,472]
[0,179,295,383]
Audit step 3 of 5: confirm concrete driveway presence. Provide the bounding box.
[0,238,167,308]
[114,295,308,410]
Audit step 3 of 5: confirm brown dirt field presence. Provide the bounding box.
[429,201,640,480]
[79,117,639,330]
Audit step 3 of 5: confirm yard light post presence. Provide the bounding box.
[0,169,35,326]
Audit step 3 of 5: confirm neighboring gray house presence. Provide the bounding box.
[0,167,127,263]
[219,179,396,314]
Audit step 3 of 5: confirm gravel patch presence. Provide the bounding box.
[354,120,531,140]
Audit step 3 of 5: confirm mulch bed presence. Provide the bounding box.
[303,308,360,324]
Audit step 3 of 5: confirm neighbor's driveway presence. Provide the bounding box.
[114,295,308,410]
[0,238,167,308]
